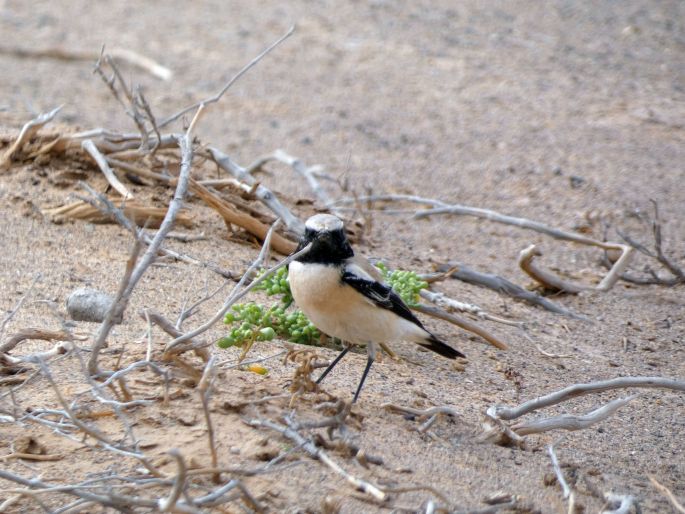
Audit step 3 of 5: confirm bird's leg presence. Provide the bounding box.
[353,342,377,403]
[316,345,351,384]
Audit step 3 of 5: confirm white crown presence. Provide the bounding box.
[305,214,344,232]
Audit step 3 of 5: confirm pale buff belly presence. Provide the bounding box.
[288,261,427,345]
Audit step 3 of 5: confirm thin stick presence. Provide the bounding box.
[90,126,196,375]
[489,376,685,421]
[419,289,523,327]
[81,139,134,199]
[602,493,635,514]
[648,475,685,513]
[197,357,220,484]
[164,235,311,355]
[271,149,343,216]
[206,146,304,234]
[548,443,577,514]
[247,417,387,501]
[513,395,638,436]
[0,106,62,170]
[157,449,187,512]
[88,238,142,375]
[412,304,508,350]
[0,45,171,79]
[158,26,295,128]
[0,328,74,355]
[435,261,586,320]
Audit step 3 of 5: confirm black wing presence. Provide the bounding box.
[341,270,424,328]
[341,267,465,360]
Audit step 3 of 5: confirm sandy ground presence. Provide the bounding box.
[1,1,684,513]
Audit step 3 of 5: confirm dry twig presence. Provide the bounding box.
[0,106,62,170]
[0,45,171,79]
[648,475,685,513]
[247,416,387,502]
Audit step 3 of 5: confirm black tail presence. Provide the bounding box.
[418,334,465,359]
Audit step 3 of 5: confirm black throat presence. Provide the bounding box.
[293,228,354,265]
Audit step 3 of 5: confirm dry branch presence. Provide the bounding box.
[333,194,635,293]
[489,376,685,421]
[89,128,195,375]
[81,139,134,199]
[512,395,638,435]
[247,416,387,502]
[206,146,305,235]
[412,304,508,350]
[0,106,62,170]
[648,475,685,513]
[0,328,75,355]
[419,289,523,327]
[188,178,296,254]
[271,149,344,217]
[158,26,295,129]
[45,199,193,228]
[0,45,171,79]
[435,261,586,319]
[197,357,220,484]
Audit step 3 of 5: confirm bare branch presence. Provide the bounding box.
[271,149,344,216]
[247,416,387,502]
[512,395,638,436]
[435,261,587,320]
[90,129,195,375]
[412,303,508,350]
[81,139,134,199]
[648,475,685,513]
[206,146,305,234]
[164,234,311,355]
[489,376,685,421]
[0,106,62,170]
[419,289,524,327]
[0,45,171,79]
[158,26,295,129]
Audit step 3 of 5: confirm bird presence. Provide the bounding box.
[287,213,465,402]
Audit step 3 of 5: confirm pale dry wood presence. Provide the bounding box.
[0,45,171,79]
[0,328,75,354]
[158,26,295,129]
[518,243,634,293]
[648,475,685,513]
[197,357,220,484]
[435,261,586,320]
[512,395,638,436]
[271,149,344,216]
[0,106,62,170]
[157,449,187,512]
[0,452,63,462]
[489,376,685,421]
[602,493,636,514]
[89,125,196,375]
[412,304,508,350]
[206,146,305,234]
[419,289,523,327]
[44,199,193,229]
[188,178,296,254]
[548,444,576,514]
[334,194,635,293]
[82,139,134,199]
[247,417,387,502]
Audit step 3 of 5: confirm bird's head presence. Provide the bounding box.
[294,214,354,264]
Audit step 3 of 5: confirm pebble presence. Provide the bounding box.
[66,288,122,323]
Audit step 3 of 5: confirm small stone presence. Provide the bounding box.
[569,175,585,189]
[66,288,122,323]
